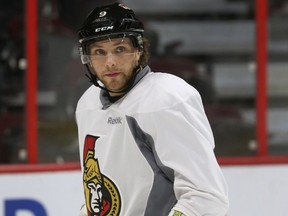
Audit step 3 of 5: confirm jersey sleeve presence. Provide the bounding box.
[144,90,229,216]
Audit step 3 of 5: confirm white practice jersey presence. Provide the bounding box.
[76,66,229,216]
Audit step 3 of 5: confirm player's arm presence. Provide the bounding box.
[149,90,229,215]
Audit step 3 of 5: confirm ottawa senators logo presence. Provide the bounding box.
[83,135,121,216]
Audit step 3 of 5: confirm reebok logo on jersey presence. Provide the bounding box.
[107,117,122,125]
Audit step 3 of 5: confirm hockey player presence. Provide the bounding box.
[76,3,229,216]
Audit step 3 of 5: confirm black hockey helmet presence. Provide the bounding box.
[77,3,145,91]
[78,3,144,61]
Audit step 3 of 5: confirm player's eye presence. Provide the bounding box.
[115,46,126,54]
[94,49,106,56]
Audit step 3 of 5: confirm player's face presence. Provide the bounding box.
[88,37,141,96]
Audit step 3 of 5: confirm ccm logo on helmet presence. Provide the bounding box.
[95,26,114,32]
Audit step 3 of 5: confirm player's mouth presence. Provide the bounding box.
[105,71,121,77]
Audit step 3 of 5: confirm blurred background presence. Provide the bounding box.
[0,0,287,164]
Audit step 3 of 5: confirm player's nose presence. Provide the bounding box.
[105,54,116,68]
